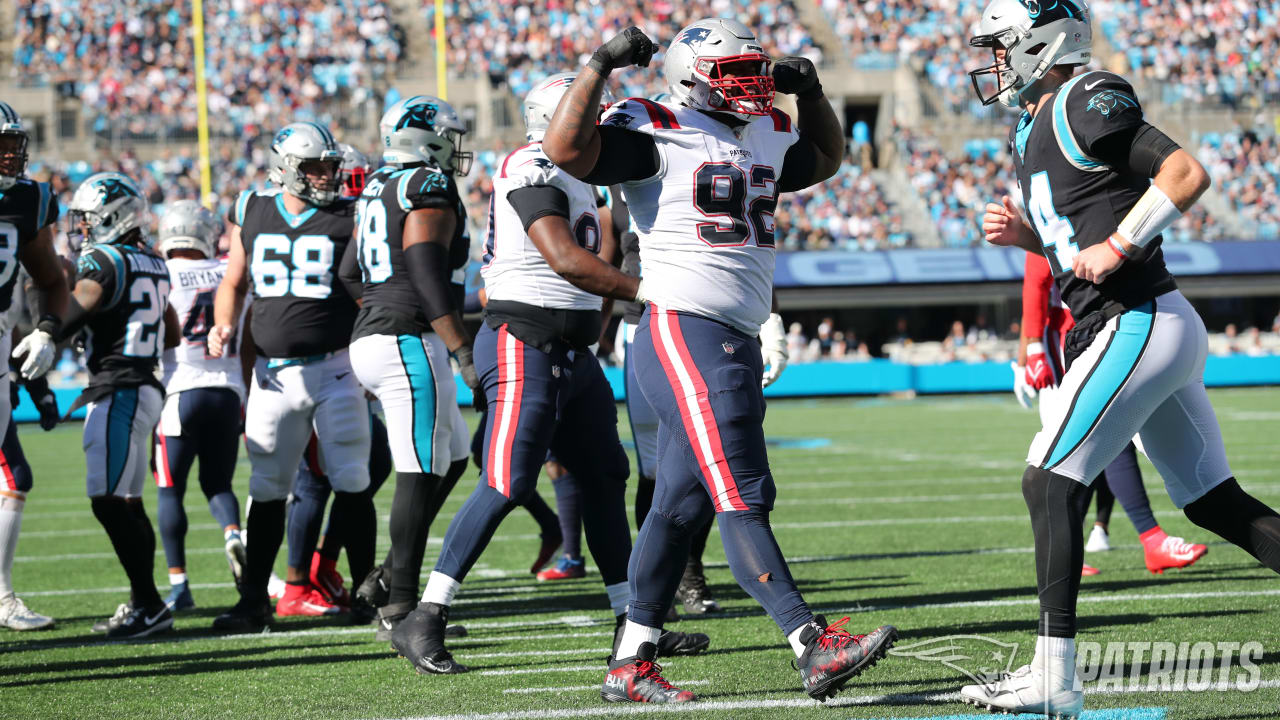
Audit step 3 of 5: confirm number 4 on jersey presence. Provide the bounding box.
[1027,171,1078,271]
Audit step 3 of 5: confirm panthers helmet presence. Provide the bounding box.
[379,96,473,176]
[268,122,342,206]
[338,143,371,197]
[158,200,221,258]
[969,0,1092,107]
[0,101,29,191]
[68,172,149,248]
[522,73,615,142]
[663,18,774,118]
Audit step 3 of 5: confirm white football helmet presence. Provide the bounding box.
[268,121,342,206]
[522,73,615,142]
[68,172,149,248]
[338,143,371,198]
[663,18,774,118]
[969,0,1092,107]
[0,101,28,191]
[379,95,473,176]
[158,200,221,258]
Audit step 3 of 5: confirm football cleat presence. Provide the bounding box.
[355,565,391,608]
[212,597,273,633]
[277,583,343,616]
[1084,525,1110,553]
[657,629,710,656]
[795,616,897,701]
[601,641,695,703]
[536,554,585,581]
[675,564,720,614]
[0,593,54,631]
[1081,563,1100,577]
[960,664,1083,718]
[225,532,247,587]
[310,553,351,608]
[1145,535,1208,575]
[165,581,196,612]
[92,603,132,633]
[531,529,562,574]
[391,602,469,674]
[106,603,174,639]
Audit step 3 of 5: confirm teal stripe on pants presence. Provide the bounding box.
[1044,301,1155,469]
[105,388,139,494]
[397,335,437,472]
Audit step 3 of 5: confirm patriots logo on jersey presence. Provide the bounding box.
[1020,0,1084,22]
[603,113,635,128]
[396,103,439,131]
[1085,90,1138,118]
[678,27,711,47]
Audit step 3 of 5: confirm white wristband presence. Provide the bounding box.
[1115,184,1181,249]
[1026,341,1044,356]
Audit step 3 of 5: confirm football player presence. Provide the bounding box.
[402,73,710,675]
[0,102,70,631]
[1019,251,1208,578]
[967,1,1280,714]
[209,121,372,630]
[64,172,180,639]
[152,201,248,612]
[545,21,898,703]
[344,96,480,640]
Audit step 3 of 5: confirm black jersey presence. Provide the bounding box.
[1011,71,1177,319]
[350,164,464,340]
[75,242,171,389]
[0,178,58,314]
[230,189,357,358]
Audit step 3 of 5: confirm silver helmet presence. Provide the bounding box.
[379,95,473,176]
[338,143,372,198]
[969,0,1092,107]
[68,172,150,248]
[663,18,774,118]
[268,121,342,206]
[0,101,28,191]
[158,199,221,258]
[522,73,615,142]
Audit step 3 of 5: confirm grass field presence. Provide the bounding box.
[1,388,1277,720]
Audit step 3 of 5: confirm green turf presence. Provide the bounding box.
[1,389,1277,720]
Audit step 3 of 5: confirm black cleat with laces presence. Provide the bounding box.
[794,615,897,701]
[391,601,468,674]
[601,641,696,703]
[675,561,720,614]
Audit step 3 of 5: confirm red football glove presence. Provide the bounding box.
[1024,342,1054,390]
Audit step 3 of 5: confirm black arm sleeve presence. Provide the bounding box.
[581,127,661,185]
[1091,122,1182,179]
[777,139,820,193]
[337,239,363,301]
[507,185,571,232]
[403,241,455,322]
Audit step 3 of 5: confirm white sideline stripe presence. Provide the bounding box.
[504,680,711,695]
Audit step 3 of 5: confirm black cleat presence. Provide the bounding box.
[212,597,273,633]
[657,629,710,656]
[355,565,391,609]
[391,602,468,674]
[106,603,174,639]
[794,616,897,701]
[601,641,696,703]
[92,603,132,633]
[675,563,720,614]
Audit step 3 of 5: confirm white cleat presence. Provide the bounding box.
[1084,525,1110,553]
[960,664,1083,718]
[0,593,54,631]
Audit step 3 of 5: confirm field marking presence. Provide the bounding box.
[503,680,711,695]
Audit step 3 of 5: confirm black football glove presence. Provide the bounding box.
[589,27,656,75]
[772,56,823,100]
[35,390,59,431]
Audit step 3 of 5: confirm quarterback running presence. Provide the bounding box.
[966,0,1280,715]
